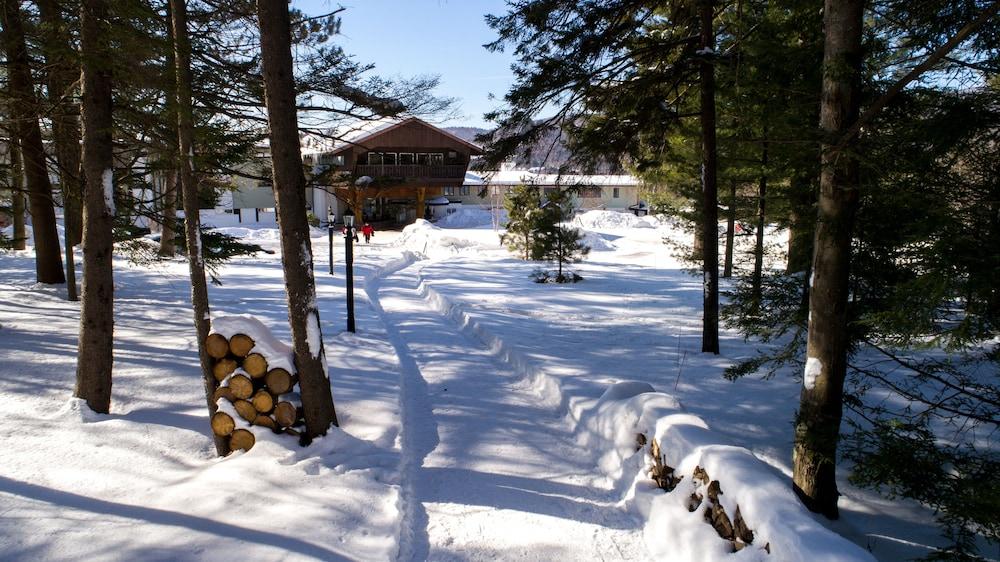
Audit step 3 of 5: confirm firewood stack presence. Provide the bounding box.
[205,331,304,453]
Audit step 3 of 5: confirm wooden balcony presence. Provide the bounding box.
[354,164,467,181]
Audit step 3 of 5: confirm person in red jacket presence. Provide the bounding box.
[361,223,375,244]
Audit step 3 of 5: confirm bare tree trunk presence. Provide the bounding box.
[75,0,116,414]
[1,0,65,284]
[169,0,228,456]
[257,0,339,437]
[752,141,768,304]
[699,0,720,354]
[723,180,735,278]
[9,139,27,250]
[792,0,865,520]
[37,0,82,301]
[786,170,816,274]
[158,170,178,256]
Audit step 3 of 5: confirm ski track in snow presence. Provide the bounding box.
[367,257,648,561]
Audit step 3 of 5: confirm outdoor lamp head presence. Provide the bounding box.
[344,215,355,227]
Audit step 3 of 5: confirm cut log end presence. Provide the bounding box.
[211,411,235,437]
[212,358,238,382]
[229,374,254,400]
[206,333,229,359]
[229,333,255,358]
[253,415,277,430]
[273,401,297,428]
[243,353,268,379]
[230,428,255,452]
[212,386,235,404]
[233,399,258,423]
[265,368,295,395]
[252,390,275,414]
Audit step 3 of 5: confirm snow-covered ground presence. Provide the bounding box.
[0,210,961,561]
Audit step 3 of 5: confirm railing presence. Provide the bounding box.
[354,164,467,180]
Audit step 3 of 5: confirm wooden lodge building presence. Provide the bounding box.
[303,117,483,224]
[228,117,643,225]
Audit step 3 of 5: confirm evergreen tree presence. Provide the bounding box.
[535,188,590,283]
[500,183,544,260]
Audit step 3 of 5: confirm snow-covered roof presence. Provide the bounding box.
[463,169,641,187]
[300,116,482,156]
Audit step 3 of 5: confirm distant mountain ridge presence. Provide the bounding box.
[444,125,619,174]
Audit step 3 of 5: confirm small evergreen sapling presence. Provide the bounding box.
[500,183,544,260]
[534,188,589,283]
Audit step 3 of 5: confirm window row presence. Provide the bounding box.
[365,152,448,166]
[443,186,471,196]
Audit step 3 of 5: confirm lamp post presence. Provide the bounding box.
[343,214,356,333]
[327,206,335,275]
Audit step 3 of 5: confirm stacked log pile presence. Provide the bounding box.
[206,331,304,452]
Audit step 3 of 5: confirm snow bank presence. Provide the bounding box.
[574,382,876,562]
[212,227,283,241]
[394,219,481,260]
[574,210,655,230]
[435,207,507,229]
[210,315,295,373]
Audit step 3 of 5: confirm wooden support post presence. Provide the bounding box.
[416,187,426,222]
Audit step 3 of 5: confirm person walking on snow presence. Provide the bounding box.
[361,223,374,244]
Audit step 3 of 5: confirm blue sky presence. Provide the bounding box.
[296,0,517,128]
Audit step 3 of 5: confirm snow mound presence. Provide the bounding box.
[579,230,616,252]
[212,227,282,241]
[575,386,876,562]
[435,207,507,229]
[210,315,295,373]
[395,219,480,259]
[575,210,655,230]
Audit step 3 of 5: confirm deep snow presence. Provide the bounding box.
[0,209,966,561]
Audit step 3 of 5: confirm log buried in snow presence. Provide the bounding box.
[265,368,295,395]
[273,401,297,428]
[228,334,255,358]
[213,358,237,382]
[252,390,274,414]
[229,374,254,400]
[230,428,255,452]
[233,399,258,423]
[206,333,229,359]
[243,353,268,379]
[211,411,235,437]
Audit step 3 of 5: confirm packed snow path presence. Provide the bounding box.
[369,260,650,561]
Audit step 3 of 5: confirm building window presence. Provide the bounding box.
[399,153,415,165]
[613,187,620,198]
[367,152,382,165]
[444,187,456,196]
[429,153,444,165]
[319,153,344,166]
[417,153,430,165]
[579,187,602,198]
[460,186,470,196]
[382,153,397,165]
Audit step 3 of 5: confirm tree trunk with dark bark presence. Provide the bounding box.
[9,139,27,250]
[699,0,720,355]
[170,0,228,455]
[752,142,768,305]
[723,181,735,278]
[792,0,865,520]
[257,0,339,437]
[158,170,178,256]
[37,0,82,301]
[786,172,815,274]
[1,0,65,284]
[75,0,116,414]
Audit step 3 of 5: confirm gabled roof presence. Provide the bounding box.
[301,117,484,156]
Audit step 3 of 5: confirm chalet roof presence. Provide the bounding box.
[300,116,483,156]
[463,169,641,188]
